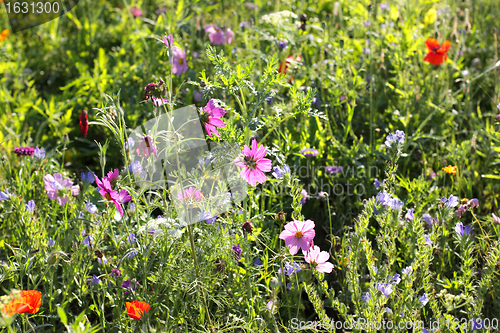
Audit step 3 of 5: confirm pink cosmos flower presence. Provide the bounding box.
[106,169,120,184]
[43,173,79,206]
[161,34,173,47]
[279,220,316,255]
[177,187,203,201]
[304,245,334,273]
[172,47,188,75]
[200,99,226,137]
[136,135,158,157]
[235,139,272,186]
[204,25,234,45]
[95,176,131,216]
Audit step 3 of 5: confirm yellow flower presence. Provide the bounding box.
[423,6,437,26]
[441,165,457,175]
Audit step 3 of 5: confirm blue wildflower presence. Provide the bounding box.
[34,146,46,159]
[424,234,432,246]
[48,237,55,246]
[0,190,10,201]
[441,195,459,208]
[127,233,137,244]
[88,275,101,285]
[419,293,429,306]
[385,130,405,148]
[25,200,36,212]
[278,41,288,49]
[405,208,414,221]
[376,283,393,297]
[86,202,97,213]
[125,137,135,150]
[454,222,471,237]
[402,266,412,275]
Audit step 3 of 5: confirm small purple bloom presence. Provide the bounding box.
[254,258,263,266]
[127,233,137,244]
[97,256,108,265]
[493,213,500,224]
[272,165,290,179]
[48,237,55,246]
[441,195,459,208]
[199,210,216,224]
[82,233,94,247]
[385,307,392,313]
[471,319,483,331]
[375,191,391,205]
[33,147,46,159]
[325,166,343,175]
[300,189,308,205]
[402,266,412,275]
[0,190,10,201]
[125,137,135,150]
[300,148,319,157]
[372,265,378,274]
[278,41,288,49]
[25,200,35,212]
[389,198,403,210]
[385,130,405,148]
[130,7,142,17]
[129,202,136,212]
[390,273,401,284]
[88,275,101,285]
[128,250,138,259]
[419,293,429,306]
[86,202,97,213]
[122,279,138,293]
[405,209,414,221]
[454,222,471,237]
[232,244,242,263]
[380,3,389,10]
[374,178,381,188]
[469,198,479,209]
[424,234,433,246]
[81,171,95,184]
[110,268,122,278]
[376,283,393,297]
[361,292,371,302]
[422,213,432,226]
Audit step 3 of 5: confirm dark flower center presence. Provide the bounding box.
[104,193,112,201]
[295,231,303,239]
[244,156,257,170]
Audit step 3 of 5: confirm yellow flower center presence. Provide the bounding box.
[178,58,184,65]
[295,231,303,239]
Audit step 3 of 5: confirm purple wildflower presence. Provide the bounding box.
[300,189,308,205]
[33,147,46,159]
[0,190,10,201]
[127,233,137,244]
[454,222,471,237]
[86,202,97,213]
[405,209,414,221]
[48,237,55,246]
[232,244,242,263]
[385,130,405,148]
[419,293,429,306]
[325,166,343,175]
[376,283,393,297]
[300,148,319,157]
[13,147,35,156]
[25,200,35,212]
[88,275,101,285]
[110,268,122,278]
[81,171,95,184]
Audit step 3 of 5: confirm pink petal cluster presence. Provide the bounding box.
[200,100,226,138]
[304,245,334,273]
[204,25,234,45]
[136,135,158,158]
[177,187,203,201]
[235,139,272,186]
[279,220,315,255]
[95,172,132,216]
[43,173,79,206]
[172,47,188,75]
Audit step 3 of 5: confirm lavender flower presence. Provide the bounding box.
[97,256,108,265]
[128,250,138,259]
[81,171,95,184]
[380,3,389,10]
[390,273,401,284]
[25,200,35,212]
[48,237,55,246]
[325,166,343,175]
[125,137,135,150]
[422,213,432,226]
[375,191,391,205]
[278,263,301,276]
[402,266,412,275]
[232,244,242,263]
[454,222,471,237]
[199,210,216,224]
[278,41,288,49]
[385,130,405,148]
[361,293,371,302]
[110,268,122,278]
[405,209,414,221]
[254,258,263,266]
[86,202,97,213]
[33,147,46,159]
[122,279,139,293]
[0,190,10,201]
[441,195,459,208]
[87,275,101,285]
[374,178,381,188]
[300,189,308,205]
[127,233,137,244]
[388,198,403,210]
[272,165,290,179]
[419,293,429,306]
[300,148,319,157]
[424,234,432,246]
[376,283,393,297]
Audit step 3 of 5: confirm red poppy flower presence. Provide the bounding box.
[278,55,302,80]
[2,290,42,316]
[424,38,450,65]
[126,300,150,319]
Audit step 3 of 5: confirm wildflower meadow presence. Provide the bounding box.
[1,0,500,332]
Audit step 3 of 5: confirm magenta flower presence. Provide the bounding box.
[200,99,226,137]
[279,220,316,255]
[235,139,272,186]
[177,187,203,201]
[204,25,234,45]
[304,245,334,273]
[106,169,120,184]
[130,7,142,17]
[493,213,500,224]
[95,176,131,216]
[172,47,188,75]
[136,135,158,157]
[161,34,173,47]
[43,173,79,206]
[13,147,35,156]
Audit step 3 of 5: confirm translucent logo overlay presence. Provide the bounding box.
[129,105,247,227]
[4,0,80,33]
